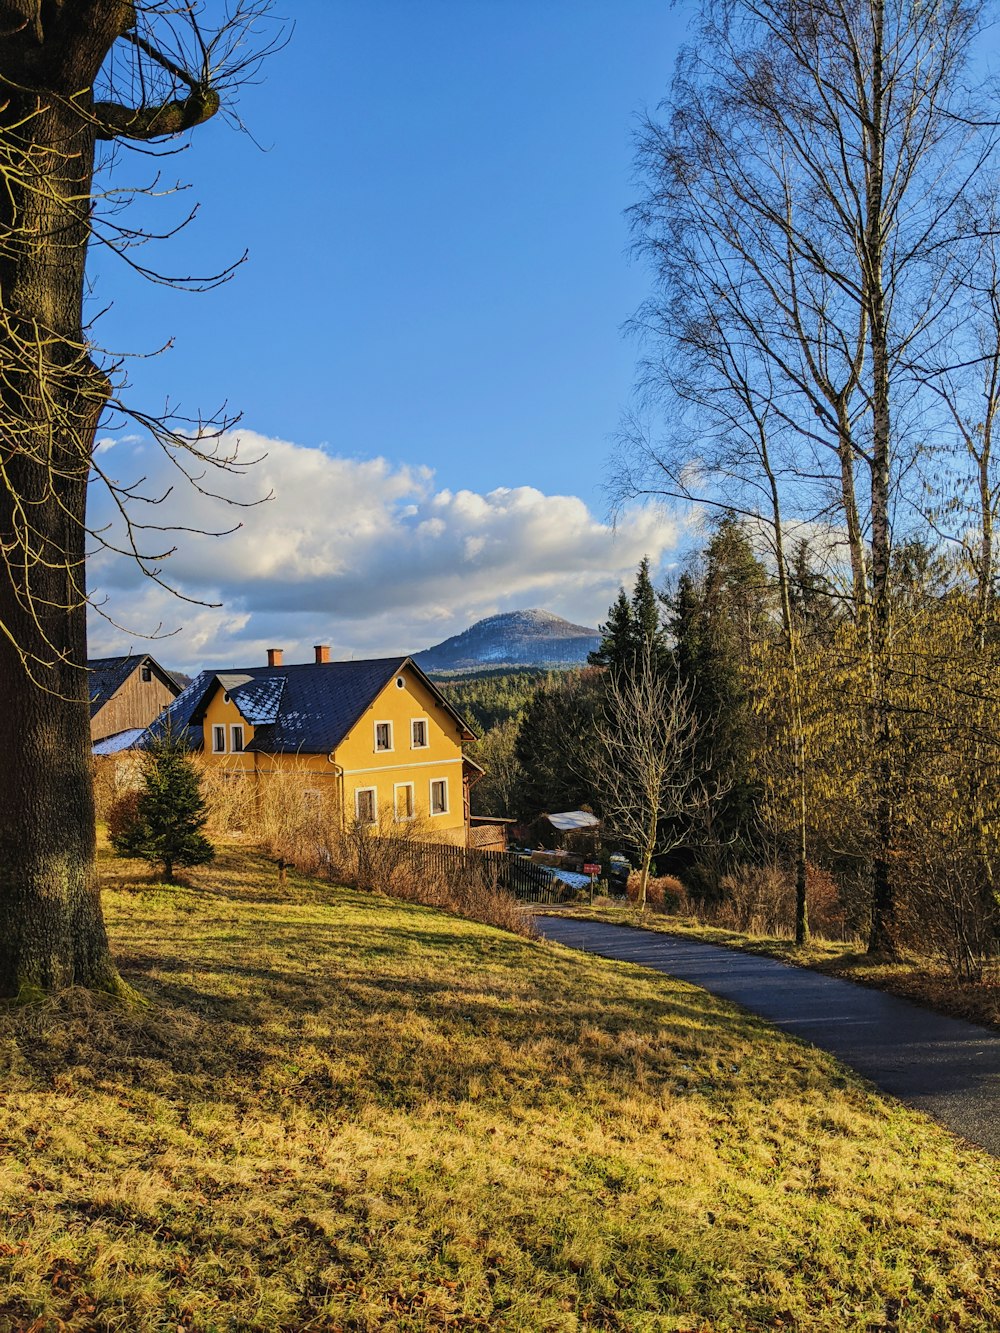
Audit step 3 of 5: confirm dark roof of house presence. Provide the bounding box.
[149,656,475,755]
[88,657,138,715]
[87,654,183,718]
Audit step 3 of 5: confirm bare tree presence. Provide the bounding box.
[628,0,998,953]
[594,641,713,910]
[0,2,278,999]
[922,215,1000,642]
[469,718,525,820]
[614,340,813,941]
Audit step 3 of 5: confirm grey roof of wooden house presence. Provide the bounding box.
[146,656,475,755]
[546,810,601,832]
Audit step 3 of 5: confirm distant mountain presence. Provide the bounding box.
[415,609,600,672]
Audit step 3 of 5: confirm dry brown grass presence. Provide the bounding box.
[0,846,999,1330]
[325,815,534,939]
[199,767,532,938]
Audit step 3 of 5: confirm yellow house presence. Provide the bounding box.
[155,646,479,845]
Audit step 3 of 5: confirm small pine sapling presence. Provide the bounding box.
[112,733,214,883]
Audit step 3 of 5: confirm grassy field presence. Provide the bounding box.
[1,850,999,1331]
[546,903,1000,1031]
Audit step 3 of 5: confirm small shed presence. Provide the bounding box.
[541,810,602,863]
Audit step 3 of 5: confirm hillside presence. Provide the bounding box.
[1,845,998,1330]
[415,608,599,671]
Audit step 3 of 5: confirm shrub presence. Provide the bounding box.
[806,864,847,939]
[898,830,996,981]
[106,790,141,845]
[715,864,794,936]
[626,872,688,912]
[326,816,535,938]
[682,860,726,906]
[93,753,145,822]
[690,862,851,941]
[200,763,335,873]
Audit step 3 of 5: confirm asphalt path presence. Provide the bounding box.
[536,915,1000,1157]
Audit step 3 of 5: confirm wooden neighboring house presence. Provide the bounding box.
[89,654,183,747]
[149,646,482,846]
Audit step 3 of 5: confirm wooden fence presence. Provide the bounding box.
[374,839,559,904]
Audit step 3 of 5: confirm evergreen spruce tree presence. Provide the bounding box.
[668,515,771,892]
[588,588,635,670]
[630,558,664,660]
[589,558,670,676]
[513,671,603,820]
[788,539,838,636]
[112,735,214,884]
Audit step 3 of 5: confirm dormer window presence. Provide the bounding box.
[411,718,428,749]
[374,721,393,752]
[212,725,226,753]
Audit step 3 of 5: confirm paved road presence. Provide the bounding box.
[537,916,1000,1157]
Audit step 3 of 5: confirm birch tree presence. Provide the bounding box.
[628,0,997,953]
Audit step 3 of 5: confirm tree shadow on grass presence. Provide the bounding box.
[92,920,822,1115]
[3,855,863,1122]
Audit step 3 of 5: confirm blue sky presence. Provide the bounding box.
[88,1,689,669]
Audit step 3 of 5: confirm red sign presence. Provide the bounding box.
[583,863,601,876]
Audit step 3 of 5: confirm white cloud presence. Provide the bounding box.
[87,430,683,671]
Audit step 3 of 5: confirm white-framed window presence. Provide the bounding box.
[394,783,415,820]
[231,724,245,753]
[411,717,429,749]
[355,787,377,824]
[374,720,393,752]
[212,724,226,753]
[429,778,448,816]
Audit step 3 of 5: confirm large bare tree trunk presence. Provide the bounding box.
[0,581,119,996]
[0,4,261,996]
[0,8,131,997]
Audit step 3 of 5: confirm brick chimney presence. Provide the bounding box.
[314,644,331,664]
[267,648,283,667]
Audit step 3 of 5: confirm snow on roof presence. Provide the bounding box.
[93,727,147,756]
[545,810,600,832]
[227,675,287,725]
